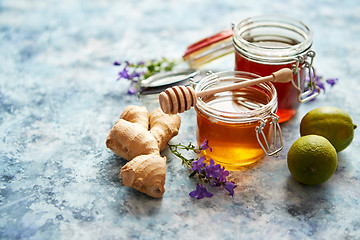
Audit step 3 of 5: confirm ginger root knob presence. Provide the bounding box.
[106,119,158,161]
[120,154,166,198]
[106,105,181,198]
[150,108,181,152]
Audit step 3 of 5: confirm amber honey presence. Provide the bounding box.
[232,15,315,123]
[235,47,305,123]
[196,100,271,168]
[194,71,283,170]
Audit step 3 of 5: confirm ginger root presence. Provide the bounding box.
[106,105,181,198]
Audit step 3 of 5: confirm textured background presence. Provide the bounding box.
[1,0,360,239]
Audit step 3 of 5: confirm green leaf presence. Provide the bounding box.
[189,171,197,178]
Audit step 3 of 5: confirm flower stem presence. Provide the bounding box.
[168,143,197,169]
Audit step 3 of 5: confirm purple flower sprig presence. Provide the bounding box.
[304,69,339,100]
[114,57,178,94]
[168,139,236,199]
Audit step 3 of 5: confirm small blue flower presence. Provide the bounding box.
[191,156,206,173]
[218,167,229,183]
[305,70,339,101]
[127,86,137,95]
[206,162,229,186]
[199,138,212,152]
[118,67,131,80]
[308,74,325,92]
[114,58,178,95]
[169,140,237,199]
[224,182,236,197]
[130,71,142,79]
[326,78,338,87]
[189,184,213,199]
[205,159,221,179]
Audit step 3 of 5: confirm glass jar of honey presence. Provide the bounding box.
[194,71,283,170]
[233,15,320,123]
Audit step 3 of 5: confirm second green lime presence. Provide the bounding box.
[300,106,357,152]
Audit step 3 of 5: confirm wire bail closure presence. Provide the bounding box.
[255,113,284,157]
[292,50,321,103]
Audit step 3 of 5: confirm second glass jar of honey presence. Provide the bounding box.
[233,15,320,123]
[194,71,283,170]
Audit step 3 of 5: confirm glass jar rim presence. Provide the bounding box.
[194,71,278,123]
[233,14,313,63]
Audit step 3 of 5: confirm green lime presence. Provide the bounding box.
[287,135,337,185]
[300,106,357,152]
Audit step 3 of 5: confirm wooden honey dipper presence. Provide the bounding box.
[159,68,293,114]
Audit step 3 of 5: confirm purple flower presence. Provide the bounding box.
[205,159,221,179]
[199,138,212,152]
[189,184,213,199]
[118,67,131,80]
[305,70,339,97]
[305,73,324,101]
[127,86,137,95]
[218,167,229,183]
[205,161,229,186]
[224,182,236,197]
[191,156,206,173]
[113,61,121,66]
[326,78,338,87]
[308,74,325,92]
[130,71,142,79]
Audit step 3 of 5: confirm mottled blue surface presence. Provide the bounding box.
[1,0,360,239]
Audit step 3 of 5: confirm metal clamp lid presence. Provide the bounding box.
[292,50,321,102]
[255,113,284,157]
[138,69,207,96]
